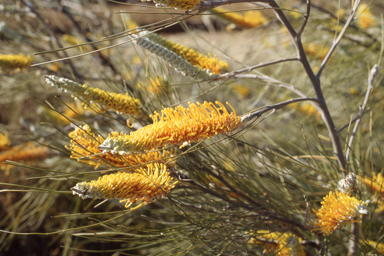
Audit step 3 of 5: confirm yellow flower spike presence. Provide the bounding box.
[0,53,34,74]
[142,0,201,10]
[71,163,178,209]
[0,131,11,152]
[358,173,384,198]
[147,32,230,74]
[356,3,376,29]
[67,125,175,170]
[45,75,141,116]
[98,101,243,153]
[131,32,217,79]
[210,7,268,29]
[312,190,368,236]
[0,143,50,175]
[248,230,305,256]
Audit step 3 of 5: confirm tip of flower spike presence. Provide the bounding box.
[71,182,101,199]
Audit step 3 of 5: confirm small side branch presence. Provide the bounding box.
[316,0,361,78]
[297,0,311,38]
[216,57,299,80]
[345,64,379,161]
[241,97,320,123]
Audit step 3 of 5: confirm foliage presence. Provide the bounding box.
[0,0,383,255]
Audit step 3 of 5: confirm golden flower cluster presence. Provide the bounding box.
[287,100,321,120]
[67,125,175,169]
[45,75,142,116]
[0,131,11,152]
[303,42,329,60]
[313,190,368,235]
[248,230,305,256]
[147,33,230,74]
[210,8,268,29]
[358,172,384,199]
[0,142,50,174]
[71,163,178,209]
[99,101,243,153]
[142,0,201,10]
[356,3,376,29]
[0,53,34,74]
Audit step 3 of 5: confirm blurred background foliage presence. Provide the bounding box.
[0,0,383,255]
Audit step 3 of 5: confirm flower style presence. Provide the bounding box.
[131,32,214,80]
[358,172,384,198]
[210,8,268,29]
[45,75,141,116]
[146,33,230,74]
[0,131,11,152]
[248,230,305,256]
[98,101,243,153]
[313,190,368,235]
[142,0,201,10]
[71,163,178,208]
[0,53,34,74]
[67,125,175,169]
[356,3,376,29]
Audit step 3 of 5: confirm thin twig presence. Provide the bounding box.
[232,74,309,98]
[216,57,299,80]
[19,0,81,79]
[346,64,378,256]
[345,65,378,161]
[303,195,310,228]
[241,97,320,123]
[338,114,363,133]
[297,0,311,38]
[316,0,361,78]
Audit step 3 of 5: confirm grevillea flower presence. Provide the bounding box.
[313,190,368,235]
[131,32,214,80]
[71,163,177,208]
[98,101,243,153]
[210,8,268,29]
[146,33,230,74]
[142,0,201,10]
[67,125,175,169]
[0,131,11,152]
[356,3,376,29]
[0,53,34,74]
[358,173,384,198]
[248,230,305,256]
[0,143,49,174]
[45,75,141,116]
